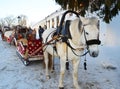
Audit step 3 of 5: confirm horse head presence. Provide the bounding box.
[80,16,101,57]
[60,11,101,57]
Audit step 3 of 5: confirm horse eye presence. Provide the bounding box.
[85,32,89,35]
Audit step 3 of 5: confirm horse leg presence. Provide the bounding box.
[44,51,50,79]
[50,55,54,73]
[72,59,81,89]
[48,53,54,73]
[58,59,66,89]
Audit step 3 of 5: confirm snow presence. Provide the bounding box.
[0,15,120,89]
[0,36,120,89]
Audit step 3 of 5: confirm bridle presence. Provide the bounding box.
[67,22,101,57]
[82,24,101,50]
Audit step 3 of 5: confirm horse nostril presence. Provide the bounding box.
[92,52,97,57]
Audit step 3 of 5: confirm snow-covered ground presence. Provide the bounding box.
[0,15,120,89]
[0,36,120,89]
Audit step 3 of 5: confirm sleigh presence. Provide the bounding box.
[1,26,14,44]
[16,38,44,66]
[4,31,14,43]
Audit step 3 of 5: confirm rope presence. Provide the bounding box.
[52,45,55,70]
[82,52,88,88]
[84,52,87,70]
[66,44,69,70]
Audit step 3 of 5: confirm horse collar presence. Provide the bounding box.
[61,20,72,40]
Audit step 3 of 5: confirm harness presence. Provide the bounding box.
[56,10,101,70]
[30,10,101,70]
[83,28,101,49]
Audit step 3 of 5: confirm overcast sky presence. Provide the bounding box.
[0,0,61,24]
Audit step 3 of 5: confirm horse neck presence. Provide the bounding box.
[69,26,83,48]
[71,34,83,47]
[70,19,83,46]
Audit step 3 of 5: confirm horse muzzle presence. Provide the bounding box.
[88,44,100,57]
[86,39,101,57]
[89,50,99,57]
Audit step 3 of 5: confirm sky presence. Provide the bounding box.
[0,0,61,25]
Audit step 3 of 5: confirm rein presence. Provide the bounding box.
[65,40,89,57]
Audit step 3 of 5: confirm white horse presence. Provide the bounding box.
[42,11,101,89]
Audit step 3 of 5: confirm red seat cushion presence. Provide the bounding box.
[27,39,43,55]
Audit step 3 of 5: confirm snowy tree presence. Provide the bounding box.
[55,0,120,23]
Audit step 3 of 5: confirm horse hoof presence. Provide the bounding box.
[59,87,64,89]
[46,75,51,80]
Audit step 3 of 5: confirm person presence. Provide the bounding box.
[38,26,44,40]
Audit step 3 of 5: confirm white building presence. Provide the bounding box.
[32,8,66,29]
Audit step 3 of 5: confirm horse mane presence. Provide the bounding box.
[88,17,99,25]
[80,16,99,26]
